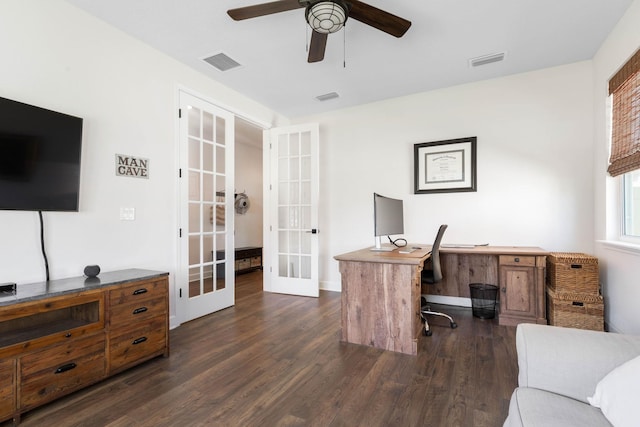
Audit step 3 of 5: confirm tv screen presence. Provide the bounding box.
[0,96,83,211]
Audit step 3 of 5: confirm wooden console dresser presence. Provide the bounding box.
[0,269,169,424]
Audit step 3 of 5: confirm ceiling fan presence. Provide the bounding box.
[227,0,411,63]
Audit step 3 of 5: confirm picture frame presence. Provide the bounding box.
[414,137,477,194]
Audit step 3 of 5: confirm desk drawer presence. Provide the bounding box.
[109,318,167,373]
[110,278,167,306]
[109,295,166,328]
[0,359,15,420]
[20,334,105,409]
[499,255,536,267]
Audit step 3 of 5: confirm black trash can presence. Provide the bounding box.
[469,283,498,319]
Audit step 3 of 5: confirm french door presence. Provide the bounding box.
[264,123,320,297]
[178,91,235,322]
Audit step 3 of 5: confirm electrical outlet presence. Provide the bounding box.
[120,207,135,221]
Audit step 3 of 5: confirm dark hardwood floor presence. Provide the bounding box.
[7,271,518,427]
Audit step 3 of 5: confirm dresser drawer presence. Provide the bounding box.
[110,278,167,306]
[109,295,166,328]
[236,259,251,271]
[109,318,167,373]
[499,255,537,267]
[20,334,105,409]
[0,359,15,421]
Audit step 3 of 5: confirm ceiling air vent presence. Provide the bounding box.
[316,92,339,102]
[469,52,506,68]
[203,53,241,72]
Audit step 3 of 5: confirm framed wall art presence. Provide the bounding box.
[414,137,477,194]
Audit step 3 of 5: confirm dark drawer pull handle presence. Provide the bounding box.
[133,307,148,315]
[55,363,77,374]
[572,301,584,307]
[133,288,148,295]
[132,337,148,345]
[514,257,520,262]
[570,264,583,269]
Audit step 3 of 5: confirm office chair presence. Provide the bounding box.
[420,224,458,336]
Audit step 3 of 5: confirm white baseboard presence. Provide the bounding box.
[320,280,341,292]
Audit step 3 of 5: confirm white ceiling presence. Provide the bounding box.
[65,0,633,119]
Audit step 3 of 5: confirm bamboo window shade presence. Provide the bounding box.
[608,47,640,177]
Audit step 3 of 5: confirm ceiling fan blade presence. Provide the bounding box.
[227,0,304,21]
[308,31,328,63]
[348,0,412,38]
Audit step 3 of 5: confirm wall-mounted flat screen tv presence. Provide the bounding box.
[0,96,83,211]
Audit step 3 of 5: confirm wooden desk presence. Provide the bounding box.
[334,245,548,355]
[437,246,548,327]
[334,247,431,356]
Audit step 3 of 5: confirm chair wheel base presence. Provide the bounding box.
[450,322,458,329]
[423,328,432,336]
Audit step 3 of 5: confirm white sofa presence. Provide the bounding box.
[504,324,640,427]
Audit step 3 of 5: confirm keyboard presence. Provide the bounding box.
[398,248,417,254]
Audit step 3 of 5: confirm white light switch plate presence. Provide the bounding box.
[120,207,135,221]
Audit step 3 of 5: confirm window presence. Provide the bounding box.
[609,48,640,240]
[623,170,640,237]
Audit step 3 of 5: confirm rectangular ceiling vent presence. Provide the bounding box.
[469,52,506,68]
[203,53,241,72]
[316,92,340,102]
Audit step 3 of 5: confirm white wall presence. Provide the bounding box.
[0,0,286,326]
[298,62,596,293]
[593,0,640,334]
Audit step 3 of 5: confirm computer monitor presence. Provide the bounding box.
[372,192,404,251]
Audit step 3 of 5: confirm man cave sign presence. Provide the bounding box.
[115,154,149,179]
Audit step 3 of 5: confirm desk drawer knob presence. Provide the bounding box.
[55,363,77,374]
[514,257,520,262]
[133,307,148,315]
[132,337,148,345]
[133,288,148,295]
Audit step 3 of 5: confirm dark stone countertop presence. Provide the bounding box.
[0,269,168,307]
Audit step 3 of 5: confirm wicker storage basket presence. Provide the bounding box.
[546,287,604,331]
[547,252,599,295]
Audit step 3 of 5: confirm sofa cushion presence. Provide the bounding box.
[516,324,640,403]
[588,355,640,427]
[504,387,611,427]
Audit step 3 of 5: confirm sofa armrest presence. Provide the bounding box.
[516,324,640,403]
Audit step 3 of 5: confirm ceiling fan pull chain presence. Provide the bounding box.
[343,23,346,68]
[305,22,309,53]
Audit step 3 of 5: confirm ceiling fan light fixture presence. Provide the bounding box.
[306,1,347,34]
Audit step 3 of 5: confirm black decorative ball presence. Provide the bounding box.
[84,265,100,278]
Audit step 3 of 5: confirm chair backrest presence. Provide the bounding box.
[429,224,448,283]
